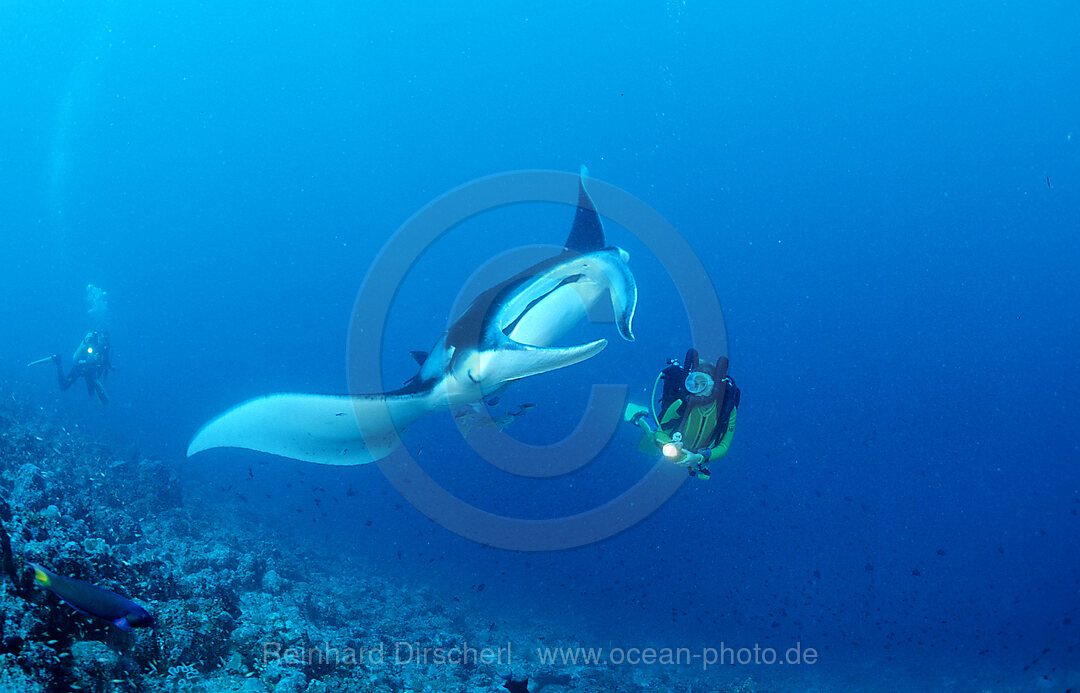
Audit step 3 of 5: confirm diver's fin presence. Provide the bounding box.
[409,350,429,366]
[94,380,110,405]
[564,165,605,253]
[186,392,438,466]
[481,338,608,385]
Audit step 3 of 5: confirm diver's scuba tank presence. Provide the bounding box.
[684,348,699,374]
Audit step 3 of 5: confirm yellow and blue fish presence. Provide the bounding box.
[31,563,153,631]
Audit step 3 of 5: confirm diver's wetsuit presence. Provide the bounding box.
[54,331,111,404]
[630,350,740,479]
[658,365,739,475]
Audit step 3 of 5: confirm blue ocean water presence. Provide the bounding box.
[2,1,1078,690]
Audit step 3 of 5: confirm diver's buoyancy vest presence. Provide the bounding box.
[673,376,739,452]
[679,399,720,450]
[656,352,739,452]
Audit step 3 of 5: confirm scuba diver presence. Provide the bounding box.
[29,330,112,404]
[624,349,739,480]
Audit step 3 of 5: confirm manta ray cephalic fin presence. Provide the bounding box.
[472,337,609,386]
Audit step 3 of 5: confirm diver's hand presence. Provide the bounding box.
[682,452,705,467]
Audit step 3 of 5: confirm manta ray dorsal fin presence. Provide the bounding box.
[564,165,605,253]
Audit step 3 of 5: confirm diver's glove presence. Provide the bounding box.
[672,450,706,468]
[623,403,650,424]
[683,451,706,467]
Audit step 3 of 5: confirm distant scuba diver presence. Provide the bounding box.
[29,330,112,404]
[623,349,739,480]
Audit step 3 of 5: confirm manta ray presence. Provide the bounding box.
[187,167,637,466]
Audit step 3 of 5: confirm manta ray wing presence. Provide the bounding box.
[186,393,436,466]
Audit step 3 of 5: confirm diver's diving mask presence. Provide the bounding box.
[684,370,714,398]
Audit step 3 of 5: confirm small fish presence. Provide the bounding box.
[31,564,153,631]
[502,674,529,693]
[486,396,501,407]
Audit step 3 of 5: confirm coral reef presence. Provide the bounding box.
[0,396,731,692]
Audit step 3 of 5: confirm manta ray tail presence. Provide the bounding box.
[186,392,436,466]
